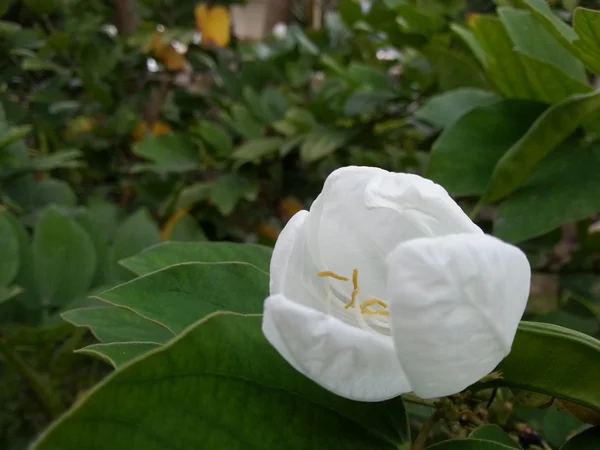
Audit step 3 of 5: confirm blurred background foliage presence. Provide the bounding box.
[1,0,600,448]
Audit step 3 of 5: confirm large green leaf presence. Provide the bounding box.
[62,306,174,343]
[560,426,600,449]
[427,100,546,197]
[497,8,586,84]
[76,342,160,368]
[469,425,519,448]
[469,15,588,103]
[573,8,600,72]
[469,15,536,100]
[480,322,600,412]
[514,1,600,74]
[32,313,410,450]
[120,241,272,276]
[426,440,518,450]
[95,262,269,334]
[482,90,600,204]
[0,208,20,286]
[33,207,96,307]
[495,143,600,243]
[415,88,501,128]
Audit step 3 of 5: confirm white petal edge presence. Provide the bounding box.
[262,293,412,401]
[269,210,309,295]
[386,233,530,399]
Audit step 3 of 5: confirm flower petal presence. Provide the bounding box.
[270,210,309,294]
[386,233,530,399]
[270,210,329,313]
[307,166,481,302]
[364,171,482,237]
[262,293,412,401]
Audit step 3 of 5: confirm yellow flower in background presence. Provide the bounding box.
[257,222,281,242]
[147,31,188,72]
[63,116,96,140]
[132,121,173,141]
[280,196,304,221]
[160,46,187,71]
[195,3,231,48]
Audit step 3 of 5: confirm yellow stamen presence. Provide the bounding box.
[317,271,349,281]
[360,299,388,310]
[345,268,359,309]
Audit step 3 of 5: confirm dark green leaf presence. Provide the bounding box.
[112,209,161,281]
[426,48,490,92]
[573,8,600,71]
[96,262,269,334]
[33,207,96,306]
[470,15,535,99]
[560,426,600,449]
[120,241,272,276]
[300,129,352,163]
[30,149,83,171]
[209,174,258,216]
[427,101,546,197]
[426,439,518,450]
[469,425,520,448]
[415,88,501,128]
[498,8,586,83]
[232,137,283,164]
[495,143,600,243]
[343,90,396,117]
[0,208,20,285]
[195,120,233,156]
[32,313,409,450]
[33,179,77,209]
[62,306,174,343]
[4,210,38,307]
[133,133,200,173]
[480,322,600,413]
[482,90,600,204]
[0,125,31,151]
[76,342,160,368]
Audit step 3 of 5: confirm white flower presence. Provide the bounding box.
[262,166,531,401]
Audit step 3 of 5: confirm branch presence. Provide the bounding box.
[114,0,139,35]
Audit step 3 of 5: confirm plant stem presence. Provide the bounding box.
[469,201,483,220]
[412,412,440,450]
[0,338,64,418]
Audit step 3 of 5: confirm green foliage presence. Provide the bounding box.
[1,0,600,449]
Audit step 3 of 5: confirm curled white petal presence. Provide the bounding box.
[262,294,411,401]
[364,171,482,237]
[386,233,530,399]
[306,166,481,301]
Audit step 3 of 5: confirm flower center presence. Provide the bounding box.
[318,269,390,334]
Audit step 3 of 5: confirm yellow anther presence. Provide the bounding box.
[345,268,359,309]
[317,271,349,281]
[360,299,388,310]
